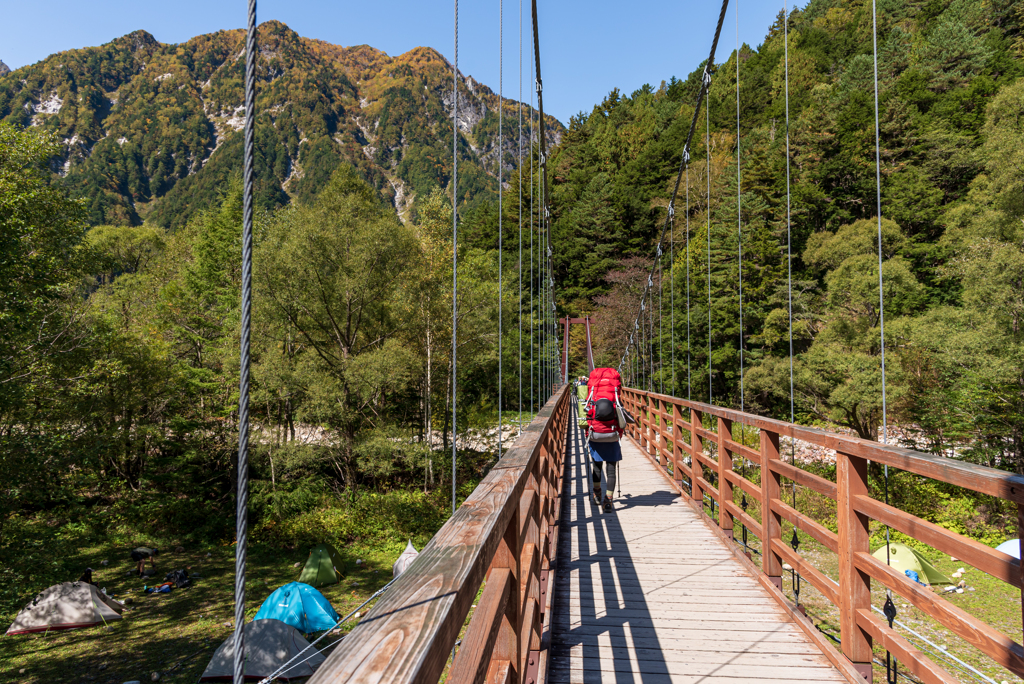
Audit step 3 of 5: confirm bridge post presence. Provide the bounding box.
[690,408,704,505]
[837,450,873,681]
[759,429,783,589]
[672,401,686,487]
[717,417,734,539]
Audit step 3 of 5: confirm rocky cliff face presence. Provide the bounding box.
[0,60,9,76]
[0,22,562,227]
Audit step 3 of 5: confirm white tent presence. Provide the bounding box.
[6,582,123,635]
[199,619,325,681]
[392,540,419,578]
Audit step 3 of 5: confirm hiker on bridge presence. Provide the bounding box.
[584,367,626,512]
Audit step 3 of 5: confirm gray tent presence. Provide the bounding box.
[199,619,326,681]
[6,582,123,635]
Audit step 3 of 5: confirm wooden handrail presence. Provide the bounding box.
[620,386,1024,683]
[309,386,570,684]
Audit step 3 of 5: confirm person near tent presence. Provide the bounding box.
[584,367,627,512]
[130,547,159,577]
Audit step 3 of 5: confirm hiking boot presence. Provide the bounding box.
[592,484,601,503]
[603,496,613,512]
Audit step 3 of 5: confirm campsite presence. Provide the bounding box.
[0,535,424,683]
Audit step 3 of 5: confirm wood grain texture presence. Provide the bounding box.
[549,421,846,684]
[309,387,569,684]
[630,390,1024,504]
[854,493,1021,588]
[854,609,959,684]
[855,550,1024,675]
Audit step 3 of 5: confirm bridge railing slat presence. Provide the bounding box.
[621,386,1024,683]
[308,386,570,684]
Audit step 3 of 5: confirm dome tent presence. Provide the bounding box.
[995,539,1019,560]
[254,582,339,634]
[872,543,951,586]
[393,540,419,578]
[6,582,123,635]
[199,619,325,681]
[298,543,344,588]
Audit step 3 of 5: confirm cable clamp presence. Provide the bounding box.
[546,245,552,257]
[544,207,550,219]
[535,79,542,94]
[656,244,663,258]
[634,321,639,330]
[648,275,654,288]
[640,300,645,312]
[683,147,690,164]
[540,152,546,166]
[668,203,674,218]
[702,67,712,86]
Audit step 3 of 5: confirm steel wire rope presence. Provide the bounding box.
[671,189,676,395]
[498,0,504,460]
[451,0,460,517]
[783,0,802,609]
[233,2,257,681]
[706,92,712,406]
[659,255,663,395]
[254,577,400,684]
[687,166,691,402]
[735,0,749,553]
[870,0,897,678]
[616,0,730,376]
[529,57,534,415]
[735,0,744,415]
[518,0,523,431]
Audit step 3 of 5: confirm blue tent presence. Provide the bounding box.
[996,539,1020,560]
[254,582,340,633]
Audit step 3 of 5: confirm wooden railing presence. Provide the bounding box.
[621,387,1024,684]
[309,386,570,684]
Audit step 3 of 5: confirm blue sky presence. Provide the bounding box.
[1,0,789,124]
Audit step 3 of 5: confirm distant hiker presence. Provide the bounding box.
[576,376,589,424]
[131,547,159,576]
[584,367,626,512]
[77,568,95,585]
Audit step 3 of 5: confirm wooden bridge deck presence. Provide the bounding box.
[549,430,848,683]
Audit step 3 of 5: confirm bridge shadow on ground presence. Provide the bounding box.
[549,422,675,684]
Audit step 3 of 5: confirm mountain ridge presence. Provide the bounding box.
[0,21,561,227]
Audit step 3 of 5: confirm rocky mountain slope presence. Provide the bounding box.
[0,21,561,227]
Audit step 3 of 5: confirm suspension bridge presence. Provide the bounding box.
[223,0,1024,681]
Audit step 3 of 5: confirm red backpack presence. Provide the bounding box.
[585,367,624,441]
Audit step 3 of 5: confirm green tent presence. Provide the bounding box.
[872,543,951,586]
[298,543,344,588]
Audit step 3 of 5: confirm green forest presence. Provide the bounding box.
[551,0,1024,479]
[2,0,1024,679]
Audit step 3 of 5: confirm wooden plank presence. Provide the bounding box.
[722,468,761,501]
[854,608,959,684]
[836,451,873,673]
[854,493,1021,588]
[548,656,845,679]
[854,550,1024,675]
[722,498,763,539]
[761,429,784,580]
[770,538,840,607]
[769,459,838,499]
[449,567,514,682]
[551,639,828,656]
[772,497,839,553]
[658,395,1024,505]
[722,435,761,464]
[547,670,844,684]
[308,386,569,684]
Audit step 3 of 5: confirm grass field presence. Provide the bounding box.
[0,538,408,684]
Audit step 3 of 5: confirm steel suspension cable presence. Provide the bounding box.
[736,1,744,414]
[616,0,731,376]
[529,58,535,414]
[783,0,802,609]
[706,94,712,405]
[233,1,257,681]
[871,0,896,677]
[671,196,676,394]
[451,0,460,517]
[498,0,503,459]
[518,0,523,430]
[683,166,693,480]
